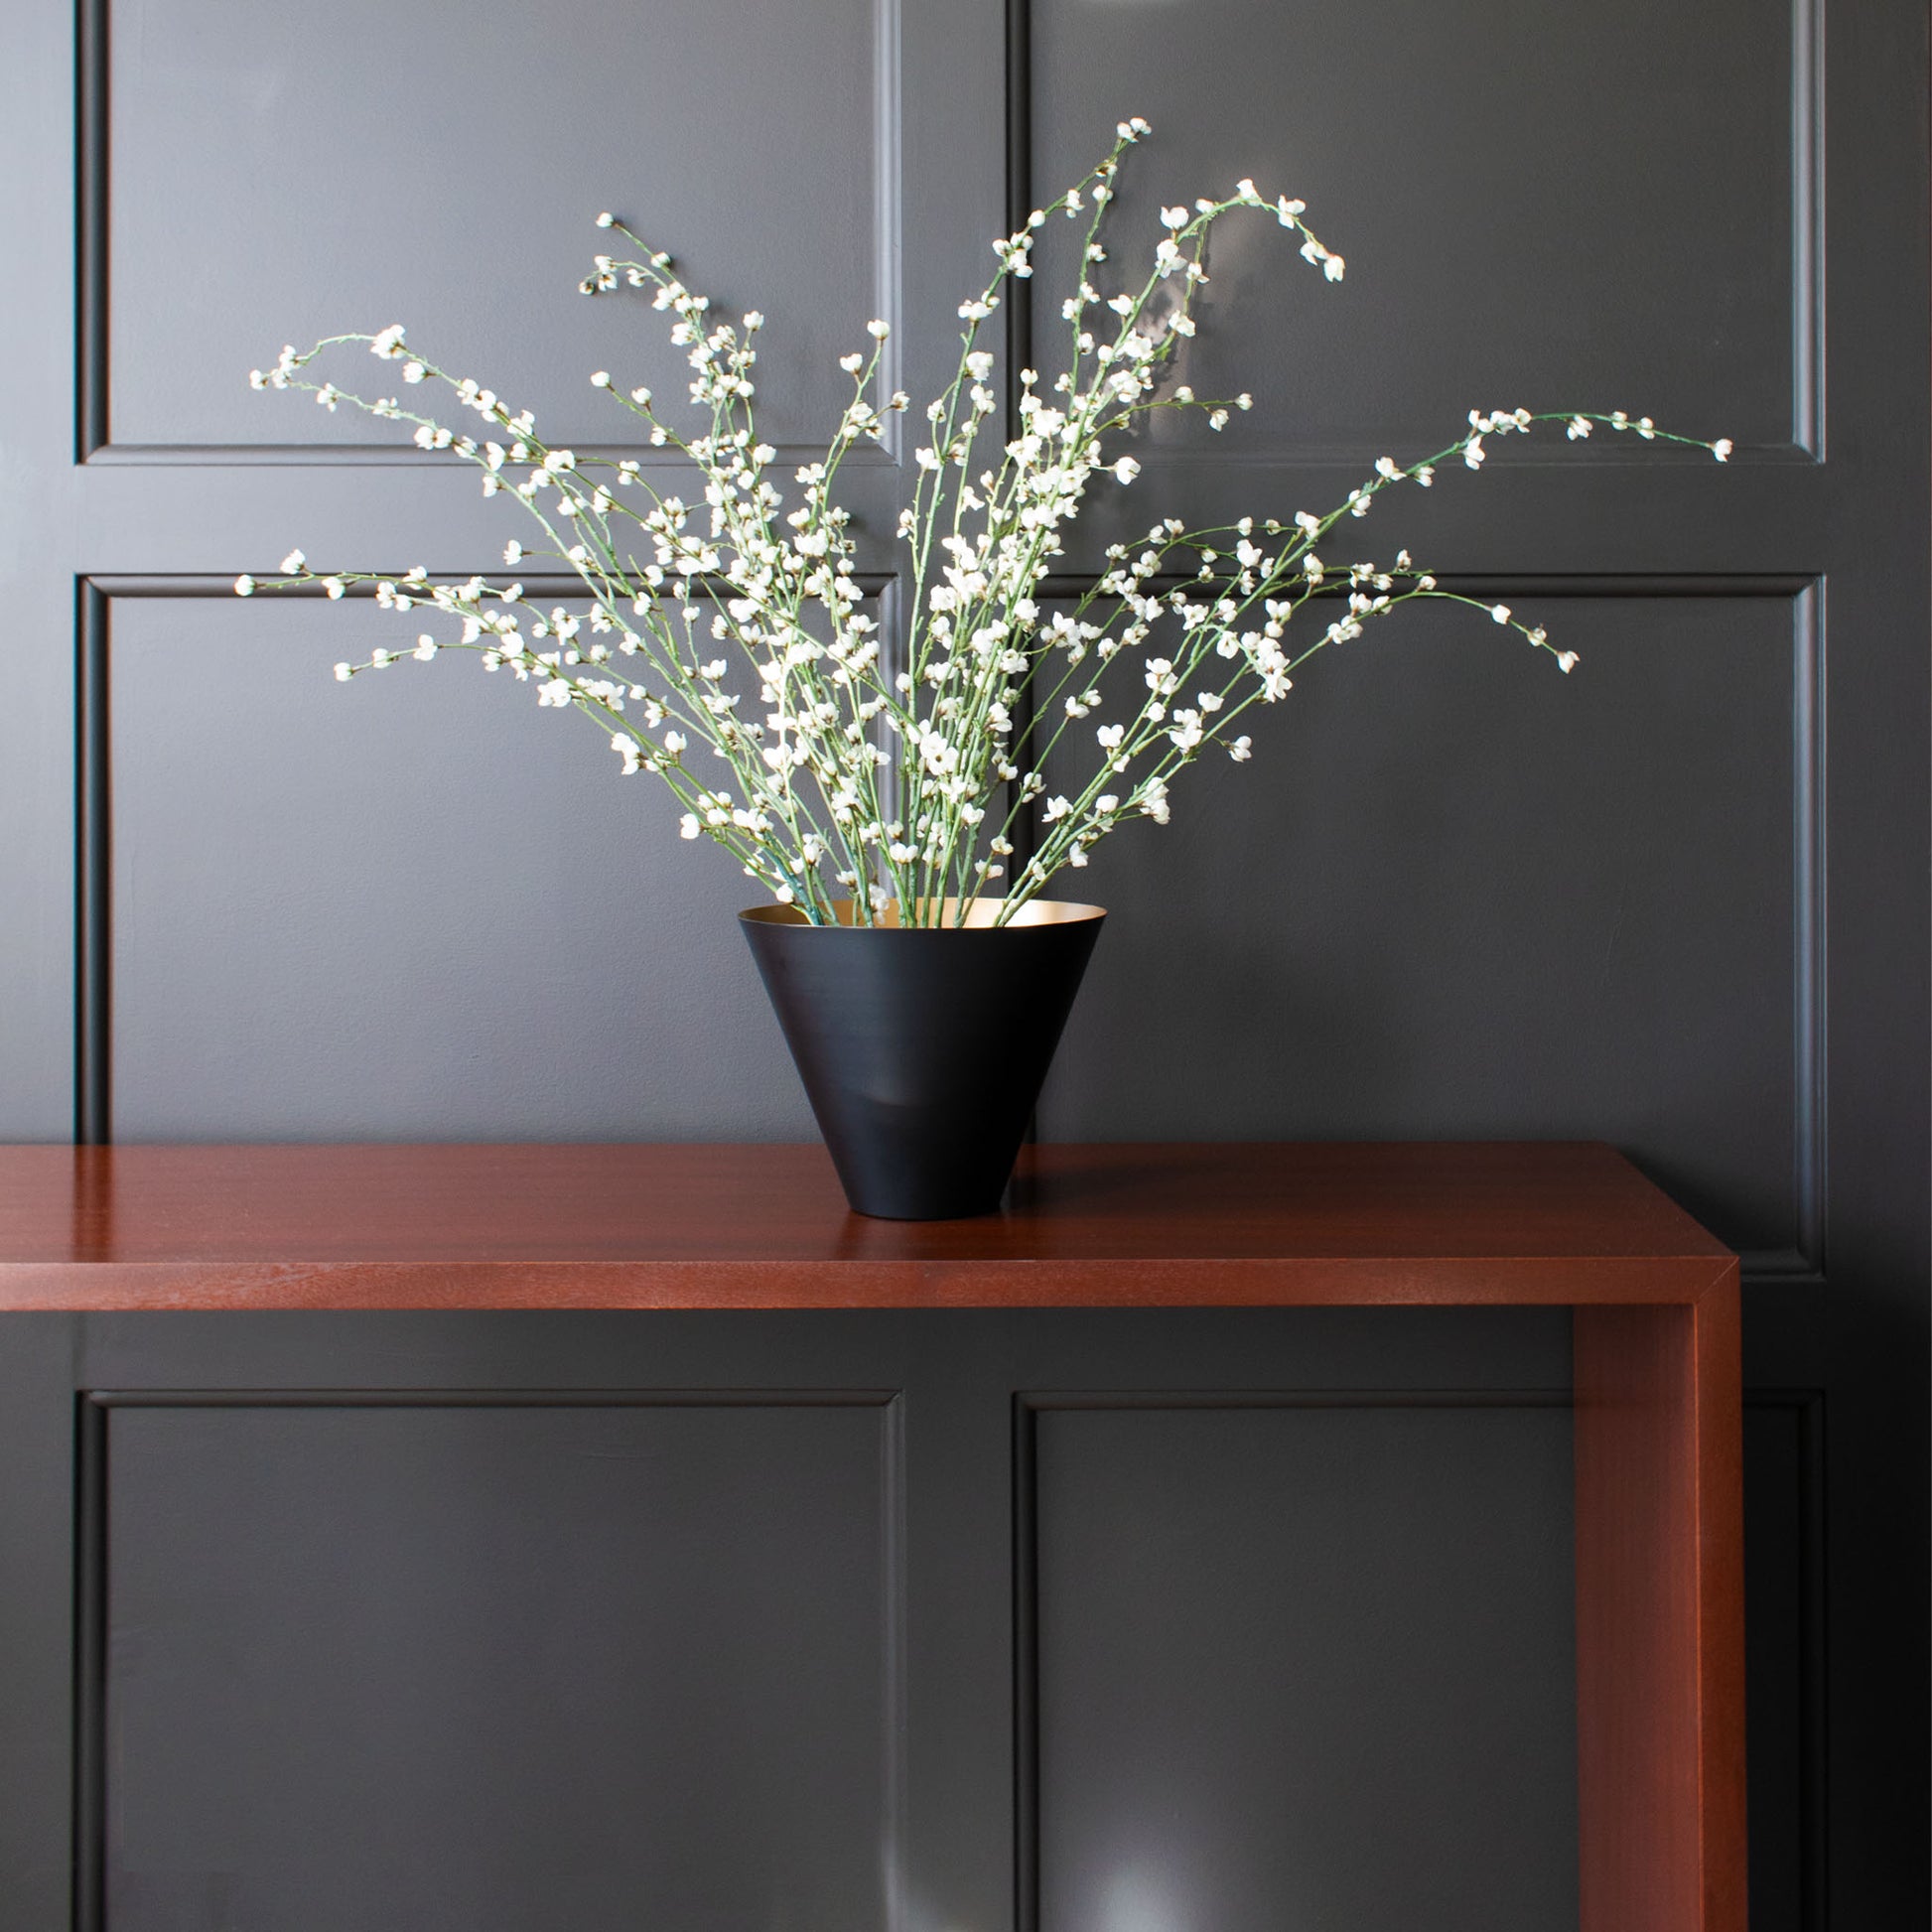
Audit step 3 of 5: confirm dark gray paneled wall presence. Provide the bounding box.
[1034,1401,1578,1932]
[1038,590,1805,1264]
[52,1308,1577,1932]
[40,0,1830,1175]
[0,0,1924,1926]
[103,1397,894,1931]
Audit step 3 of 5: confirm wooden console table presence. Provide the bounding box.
[0,1142,1742,1932]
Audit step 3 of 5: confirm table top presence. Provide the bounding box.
[0,1142,1733,1311]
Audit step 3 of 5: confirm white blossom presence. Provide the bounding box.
[240,126,1724,926]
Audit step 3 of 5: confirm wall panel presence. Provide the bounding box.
[99,0,890,456]
[1026,0,1809,461]
[105,590,822,1139]
[1028,1399,1577,1932]
[93,1395,895,1932]
[1036,590,1806,1264]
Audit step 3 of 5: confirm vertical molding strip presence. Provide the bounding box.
[1746,575,1827,1280]
[1002,0,1038,885]
[880,1390,908,1932]
[1010,1394,1040,1932]
[875,574,904,835]
[1790,0,1824,457]
[1791,580,1825,1272]
[1742,1388,1831,1932]
[74,0,108,461]
[74,582,110,1147]
[71,1394,107,1932]
[1003,0,1032,384]
[1794,1388,1829,1932]
[871,0,903,465]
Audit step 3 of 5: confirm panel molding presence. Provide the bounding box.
[82,441,899,471]
[73,0,908,468]
[74,0,106,464]
[1743,1387,1829,1932]
[74,581,108,1147]
[1004,0,1827,470]
[1011,1388,1573,1932]
[72,572,896,1146]
[72,1387,904,1932]
[1790,0,1825,457]
[1031,571,1825,1280]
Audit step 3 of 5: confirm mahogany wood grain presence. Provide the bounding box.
[0,1139,1747,1930]
[0,1141,1730,1311]
[1575,1304,1701,1928]
[1573,1281,1745,1932]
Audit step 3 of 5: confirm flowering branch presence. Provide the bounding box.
[238,118,1730,925]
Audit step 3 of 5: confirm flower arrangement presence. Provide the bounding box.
[237,118,1727,926]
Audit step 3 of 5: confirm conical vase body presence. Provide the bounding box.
[740,899,1105,1219]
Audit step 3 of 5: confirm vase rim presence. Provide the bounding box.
[741,897,1105,930]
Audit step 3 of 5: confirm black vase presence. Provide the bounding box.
[741,898,1105,1219]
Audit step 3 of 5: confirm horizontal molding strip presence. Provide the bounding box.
[1019,1388,1573,1409]
[84,573,1802,606]
[86,1388,900,1408]
[1032,572,1817,600]
[81,442,899,471]
[1099,443,1822,472]
[84,572,898,600]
